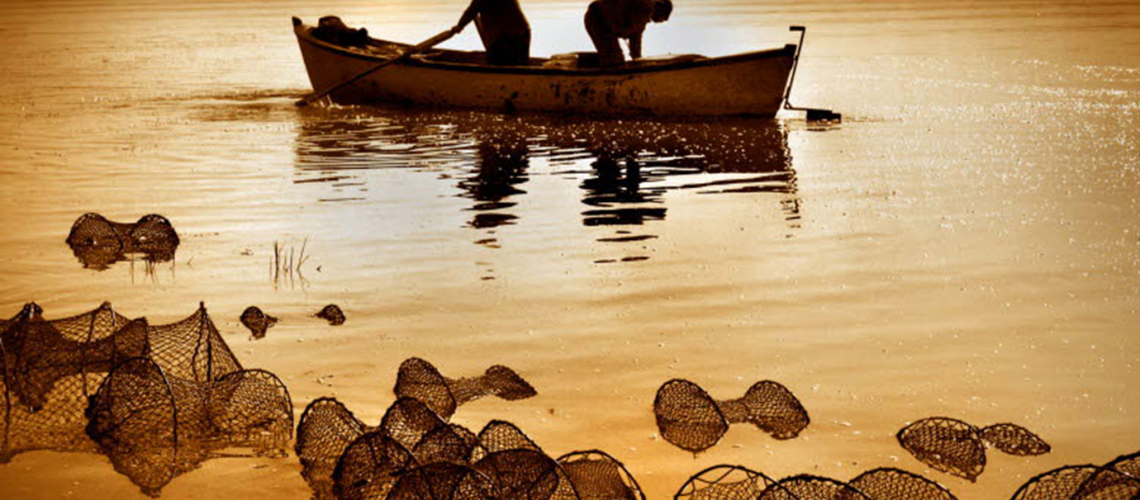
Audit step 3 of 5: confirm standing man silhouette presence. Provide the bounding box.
[584,0,673,67]
[454,0,532,65]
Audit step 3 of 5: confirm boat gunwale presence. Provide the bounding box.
[294,21,796,77]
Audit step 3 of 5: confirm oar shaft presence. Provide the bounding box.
[296,27,456,107]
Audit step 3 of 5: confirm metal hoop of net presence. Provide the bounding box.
[297,397,372,499]
[755,474,872,500]
[394,357,537,421]
[653,379,809,453]
[672,465,782,500]
[556,450,646,500]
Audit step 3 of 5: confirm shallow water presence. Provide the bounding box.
[1,0,1139,499]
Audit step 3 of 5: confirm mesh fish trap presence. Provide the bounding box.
[0,302,141,461]
[474,448,581,500]
[297,397,372,500]
[332,431,415,500]
[653,379,809,453]
[478,419,544,454]
[83,303,292,496]
[1010,465,1140,500]
[896,417,1049,482]
[847,468,957,500]
[556,450,645,500]
[387,462,499,500]
[755,475,872,500]
[1106,451,1140,479]
[316,305,346,326]
[66,213,179,268]
[672,465,781,500]
[394,357,537,421]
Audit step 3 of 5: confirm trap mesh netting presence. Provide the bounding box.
[896,417,1050,482]
[0,301,291,497]
[653,379,809,453]
[1010,450,1140,500]
[394,357,537,421]
[0,302,139,461]
[673,465,957,500]
[296,359,539,499]
[65,213,180,269]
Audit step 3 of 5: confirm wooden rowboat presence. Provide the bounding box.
[293,17,799,116]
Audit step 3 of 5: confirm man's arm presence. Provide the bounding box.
[628,31,643,59]
[456,0,483,31]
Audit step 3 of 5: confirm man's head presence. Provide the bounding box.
[652,0,673,23]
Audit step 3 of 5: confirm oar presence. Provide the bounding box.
[295,27,457,107]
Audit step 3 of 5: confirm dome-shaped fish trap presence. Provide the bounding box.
[896,417,1050,482]
[298,358,537,499]
[653,379,809,453]
[83,303,292,496]
[66,213,180,269]
[0,302,141,462]
[394,357,537,421]
[556,450,645,500]
[673,465,783,500]
[756,474,872,500]
[1010,464,1140,500]
[847,468,957,500]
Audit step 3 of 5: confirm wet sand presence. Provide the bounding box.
[1,0,1138,499]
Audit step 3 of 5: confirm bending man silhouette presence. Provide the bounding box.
[454,0,531,65]
[584,0,673,67]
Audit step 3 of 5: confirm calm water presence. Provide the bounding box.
[1,0,1139,498]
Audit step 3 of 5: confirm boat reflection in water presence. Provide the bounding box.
[293,109,797,260]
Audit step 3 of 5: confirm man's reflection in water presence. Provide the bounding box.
[458,135,530,234]
[581,155,666,227]
[293,110,801,262]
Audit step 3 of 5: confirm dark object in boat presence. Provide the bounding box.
[394,357,537,420]
[311,16,370,48]
[66,213,179,269]
[896,417,1050,482]
[240,306,278,339]
[316,304,346,325]
[653,379,809,453]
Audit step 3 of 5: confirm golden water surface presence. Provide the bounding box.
[0,0,1138,499]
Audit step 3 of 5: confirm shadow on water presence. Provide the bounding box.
[293,108,798,260]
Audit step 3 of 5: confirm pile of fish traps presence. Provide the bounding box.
[673,464,957,500]
[653,379,810,453]
[0,302,292,497]
[65,213,180,269]
[297,357,645,500]
[1010,450,1139,500]
[896,417,1051,481]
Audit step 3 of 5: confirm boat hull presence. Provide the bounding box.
[295,21,795,116]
